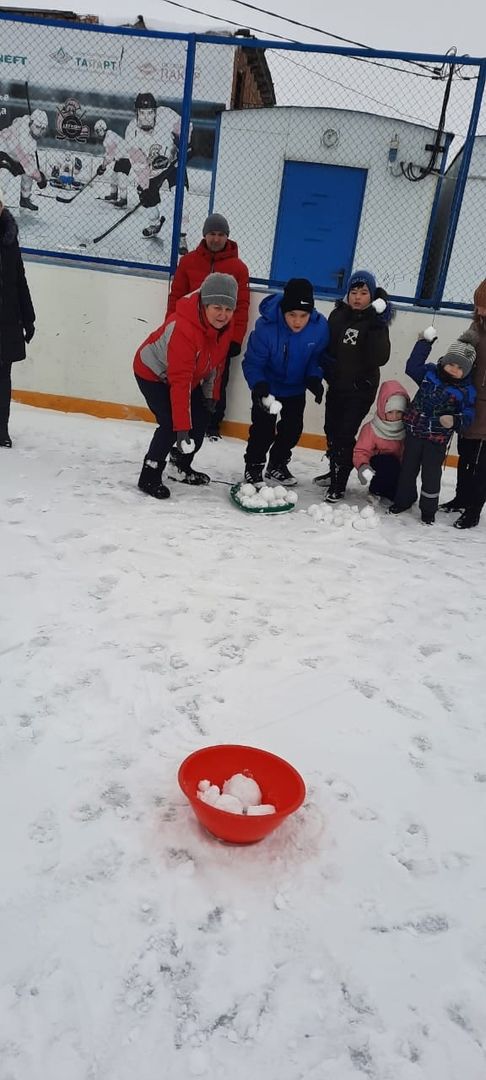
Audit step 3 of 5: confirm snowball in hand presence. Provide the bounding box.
[223,773,262,807]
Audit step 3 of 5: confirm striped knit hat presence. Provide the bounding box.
[439,339,476,377]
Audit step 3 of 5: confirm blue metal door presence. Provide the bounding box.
[271,161,367,294]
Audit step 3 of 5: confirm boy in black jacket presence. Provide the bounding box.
[315,269,393,501]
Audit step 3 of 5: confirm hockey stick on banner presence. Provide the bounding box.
[56,172,99,204]
[92,201,142,244]
[24,81,41,172]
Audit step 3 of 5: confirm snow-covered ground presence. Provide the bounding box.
[2,403,486,1080]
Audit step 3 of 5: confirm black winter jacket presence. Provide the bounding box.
[326,295,392,397]
[0,209,35,367]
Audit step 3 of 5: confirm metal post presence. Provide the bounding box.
[168,34,197,275]
[433,59,486,308]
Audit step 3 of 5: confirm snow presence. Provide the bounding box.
[2,402,486,1080]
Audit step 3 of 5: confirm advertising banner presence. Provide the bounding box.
[0,17,232,268]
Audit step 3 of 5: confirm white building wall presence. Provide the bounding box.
[13,260,472,443]
[213,107,447,298]
[441,137,486,306]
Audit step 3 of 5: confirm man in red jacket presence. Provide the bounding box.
[166,213,250,439]
[134,272,237,500]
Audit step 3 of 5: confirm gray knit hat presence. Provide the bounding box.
[203,212,229,236]
[439,339,476,378]
[200,272,237,310]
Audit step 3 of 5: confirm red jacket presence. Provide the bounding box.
[134,291,233,431]
[166,239,250,346]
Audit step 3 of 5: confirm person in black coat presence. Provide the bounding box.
[315,269,393,501]
[0,188,35,447]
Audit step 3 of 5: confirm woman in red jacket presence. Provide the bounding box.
[133,272,237,499]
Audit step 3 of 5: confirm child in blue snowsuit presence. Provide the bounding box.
[389,331,477,524]
[242,278,330,485]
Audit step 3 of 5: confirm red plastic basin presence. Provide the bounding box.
[178,743,306,844]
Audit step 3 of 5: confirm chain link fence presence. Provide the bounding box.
[0,12,484,307]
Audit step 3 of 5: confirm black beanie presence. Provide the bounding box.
[281,278,314,314]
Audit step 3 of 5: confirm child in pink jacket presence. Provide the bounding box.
[353,380,410,501]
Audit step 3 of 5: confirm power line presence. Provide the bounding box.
[159,0,460,81]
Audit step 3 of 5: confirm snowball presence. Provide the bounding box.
[215,793,244,814]
[350,505,359,513]
[423,325,438,342]
[360,505,375,519]
[339,502,351,513]
[273,486,287,499]
[332,514,345,527]
[223,773,262,807]
[307,503,321,517]
[180,437,196,454]
[372,297,386,314]
[240,483,256,496]
[246,804,276,816]
[366,515,379,529]
[285,491,298,504]
[269,400,282,415]
[352,517,367,531]
[197,779,211,792]
[197,784,221,806]
[361,467,375,484]
[261,394,275,410]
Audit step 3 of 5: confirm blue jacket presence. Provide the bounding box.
[405,339,476,443]
[242,293,330,398]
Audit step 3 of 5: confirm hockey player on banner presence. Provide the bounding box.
[93,119,128,207]
[120,92,191,239]
[0,109,48,211]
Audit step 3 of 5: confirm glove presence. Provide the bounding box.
[137,185,151,208]
[306,376,324,404]
[36,171,47,190]
[24,325,35,344]
[227,341,241,359]
[358,464,375,485]
[96,162,107,176]
[439,415,454,429]
[251,381,270,411]
[371,297,387,315]
[423,325,438,342]
[176,431,196,454]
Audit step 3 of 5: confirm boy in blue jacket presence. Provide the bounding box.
[242,278,329,485]
[389,331,477,524]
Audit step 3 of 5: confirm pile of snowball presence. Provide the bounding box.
[197,772,276,816]
[237,482,298,510]
[307,502,379,531]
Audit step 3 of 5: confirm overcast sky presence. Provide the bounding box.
[7,0,486,56]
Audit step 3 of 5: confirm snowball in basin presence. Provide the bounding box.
[240,483,256,496]
[216,793,244,814]
[223,773,262,807]
[247,804,276,816]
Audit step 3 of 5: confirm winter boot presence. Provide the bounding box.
[142,215,166,239]
[138,458,170,500]
[0,431,12,448]
[313,470,331,487]
[206,426,222,442]
[167,449,210,485]
[388,503,411,515]
[244,462,264,485]
[265,462,297,486]
[325,463,348,502]
[421,512,435,525]
[453,509,480,529]
[439,497,464,513]
[19,195,38,211]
